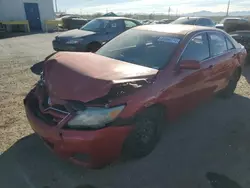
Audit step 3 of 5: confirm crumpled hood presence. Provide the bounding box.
[57,29,95,38]
[44,52,158,103]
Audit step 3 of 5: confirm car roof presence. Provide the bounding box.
[134,24,219,35]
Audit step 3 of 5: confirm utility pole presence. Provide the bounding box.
[226,0,230,16]
[54,0,58,13]
[168,7,171,18]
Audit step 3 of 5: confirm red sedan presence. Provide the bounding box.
[24,24,247,168]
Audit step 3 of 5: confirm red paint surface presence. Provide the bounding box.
[25,99,133,168]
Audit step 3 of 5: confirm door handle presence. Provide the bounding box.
[209,65,214,68]
[232,54,237,58]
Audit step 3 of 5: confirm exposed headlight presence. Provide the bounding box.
[66,38,83,44]
[67,105,125,129]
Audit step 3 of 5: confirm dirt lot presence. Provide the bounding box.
[0,33,250,188]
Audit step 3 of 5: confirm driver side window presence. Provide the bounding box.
[181,33,210,62]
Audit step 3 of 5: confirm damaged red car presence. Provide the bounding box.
[24,24,247,168]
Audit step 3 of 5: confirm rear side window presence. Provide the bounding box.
[124,20,138,29]
[208,33,227,56]
[226,38,235,50]
[196,18,212,26]
[181,33,210,62]
[107,20,124,32]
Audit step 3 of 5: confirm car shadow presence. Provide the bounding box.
[206,172,242,188]
[0,32,42,39]
[1,94,250,188]
[0,30,64,39]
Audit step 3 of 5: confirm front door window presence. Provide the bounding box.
[181,33,210,62]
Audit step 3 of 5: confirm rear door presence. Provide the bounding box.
[207,31,237,92]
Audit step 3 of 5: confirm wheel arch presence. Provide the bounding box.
[135,103,168,122]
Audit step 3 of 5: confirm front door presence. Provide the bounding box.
[163,33,216,119]
[24,3,42,31]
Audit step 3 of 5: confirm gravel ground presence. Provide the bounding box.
[0,33,250,188]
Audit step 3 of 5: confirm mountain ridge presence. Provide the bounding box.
[184,10,250,16]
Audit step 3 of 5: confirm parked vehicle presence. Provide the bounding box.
[141,20,155,25]
[52,17,142,52]
[230,30,250,63]
[154,19,175,24]
[171,17,215,27]
[216,17,249,31]
[25,24,247,168]
[230,30,250,51]
[57,15,88,30]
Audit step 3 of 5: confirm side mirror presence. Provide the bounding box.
[179,60,201,70]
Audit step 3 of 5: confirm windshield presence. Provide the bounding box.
[96,29,182,69]
[80,19,110,32]
[171,18,197,25]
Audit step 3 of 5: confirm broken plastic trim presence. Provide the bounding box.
[86,78,152,106]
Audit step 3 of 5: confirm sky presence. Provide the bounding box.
[55,0,250,14]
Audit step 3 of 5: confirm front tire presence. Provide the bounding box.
[218,69,241,98]
[122,107,165,159]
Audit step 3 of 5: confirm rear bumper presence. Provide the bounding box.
[52,40,87,52]
[24,92,134,168]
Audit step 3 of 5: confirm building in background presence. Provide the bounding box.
[0,0,55,32]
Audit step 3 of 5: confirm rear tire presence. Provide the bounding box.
[122,107,165,159]
[218,69,241,99]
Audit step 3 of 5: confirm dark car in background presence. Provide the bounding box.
[53,17,142,52]
[230,30,250,63]
[171,17,215,27]
[58,15,89,30]
[216,17,249,31]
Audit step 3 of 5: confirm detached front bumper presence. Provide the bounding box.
[24,91,133,168]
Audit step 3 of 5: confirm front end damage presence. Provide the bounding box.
[86,78,153,106]
[24,52,158,167]
[30,71,153,130]
[24,77,140,167]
